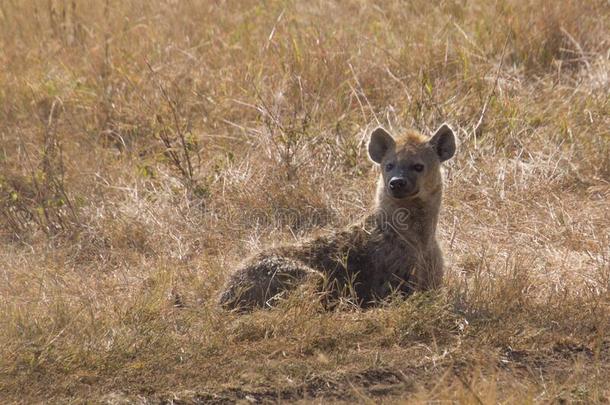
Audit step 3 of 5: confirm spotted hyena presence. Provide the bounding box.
[219,124,456,310]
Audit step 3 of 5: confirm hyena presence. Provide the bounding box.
[219,124,456,310]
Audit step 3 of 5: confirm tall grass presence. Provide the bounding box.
[0,0,608,402]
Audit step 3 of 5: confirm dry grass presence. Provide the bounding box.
[0,0,609,403]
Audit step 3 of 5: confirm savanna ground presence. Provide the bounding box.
[0,0,609,403]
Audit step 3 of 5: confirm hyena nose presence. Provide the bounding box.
[389,177,407,190]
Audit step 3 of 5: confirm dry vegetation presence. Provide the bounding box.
[1,0,609,403]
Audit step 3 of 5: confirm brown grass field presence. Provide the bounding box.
[1,0,609,403]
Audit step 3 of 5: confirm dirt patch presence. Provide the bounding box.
[100,368,417,404]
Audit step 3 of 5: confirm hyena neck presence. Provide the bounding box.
[373,181,442,247]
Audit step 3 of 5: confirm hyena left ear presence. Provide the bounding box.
[368,127,395,164]
[430,123,456,162]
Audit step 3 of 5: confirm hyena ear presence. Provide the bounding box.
[368,127,395,164]
[430,123,456,162]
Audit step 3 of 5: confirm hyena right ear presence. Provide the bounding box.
[430,123,456,162]
[368,127,395,164]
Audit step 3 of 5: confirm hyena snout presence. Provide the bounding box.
[388,176,417,198]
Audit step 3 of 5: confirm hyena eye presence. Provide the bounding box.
[385,163,394,172]
[413,164,424,172]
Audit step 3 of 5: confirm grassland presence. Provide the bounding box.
[0,0,609,403]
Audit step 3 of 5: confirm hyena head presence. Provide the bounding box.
[368,124,456,202]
